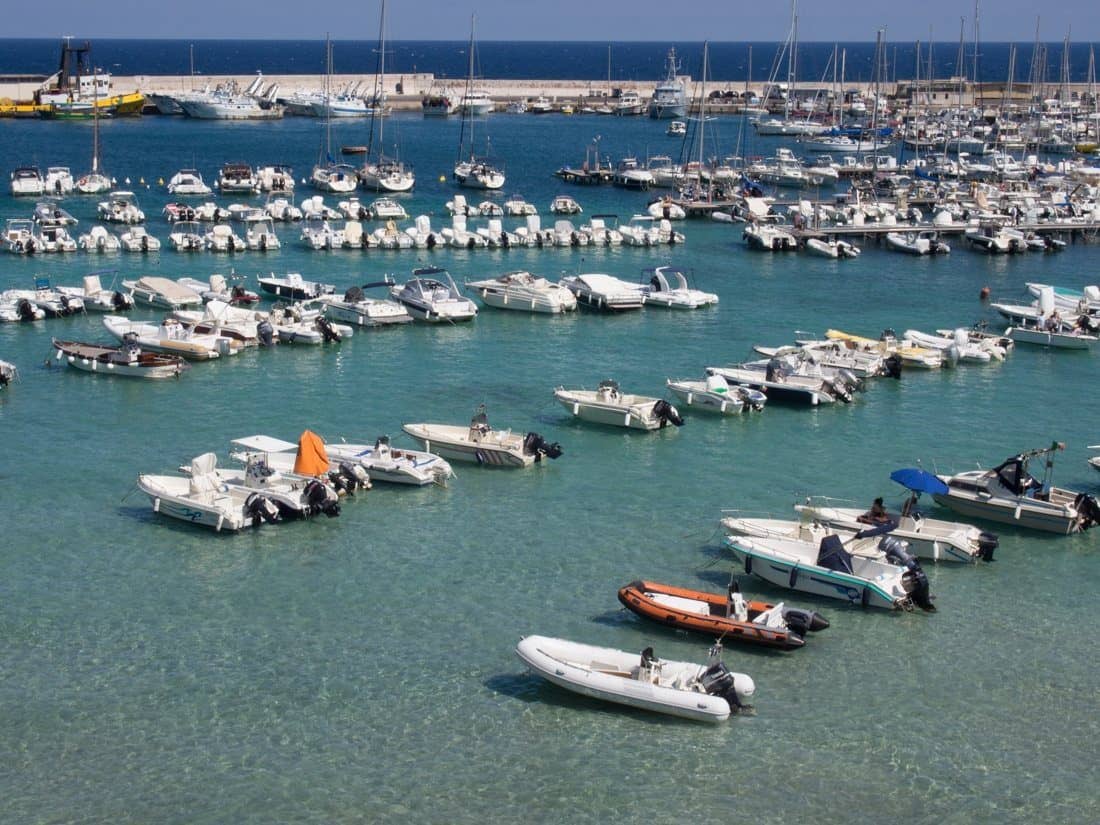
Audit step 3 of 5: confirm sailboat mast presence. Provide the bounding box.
[91,65,100,173]
[699,41,708,199]
[367,0,386,157]
[457,16,476,164]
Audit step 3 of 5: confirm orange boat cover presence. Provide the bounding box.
[293,430,330,476]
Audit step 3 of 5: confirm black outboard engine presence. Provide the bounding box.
[17,298,37,321]
[316,317,342,343]
[58,294,74,316]
[303,480,340,518]
[245,493,281,526]
[112,290,132,310]
[977,531,998,561]
[652,399,684,427]
[344,286,364,303]
[824,377,853,403]
[699,662,745,710]
[1074,493,1100,531]
[781,607,830,635]
[522,432,563,461]
[882,353,903,379]
[257,319,275,347]
[331,461,370,494]
[881,536,935,611]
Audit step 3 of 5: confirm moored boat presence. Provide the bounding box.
[52,336,189,379]
[402,405,561,467]
[553,380,683,430]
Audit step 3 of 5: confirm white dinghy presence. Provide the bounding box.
[515,636,755,722]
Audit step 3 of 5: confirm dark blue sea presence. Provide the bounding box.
[1,38,1097,84]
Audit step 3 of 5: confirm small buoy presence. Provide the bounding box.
[980,286,991,300]
[156,178,163,186]
[439,175,446,182]
[139,177,145,185]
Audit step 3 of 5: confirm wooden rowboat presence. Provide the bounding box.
[53,337,189,379]
[617,579,828,651]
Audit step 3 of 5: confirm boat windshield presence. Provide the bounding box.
[992,456,1041,496]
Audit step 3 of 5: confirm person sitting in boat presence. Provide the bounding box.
[1044,311,1061,332]
[858,497,891,525]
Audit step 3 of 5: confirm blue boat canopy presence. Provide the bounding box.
[889,467,949,495]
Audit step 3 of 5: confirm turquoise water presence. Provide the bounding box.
[2,114,1099,824]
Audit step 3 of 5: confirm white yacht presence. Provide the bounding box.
[217,162,258,193]
[402,406,562,467]
[459,90,495,116]
[257,273,335,301]
[559,273,645,312]
[389,268,478,322]
[4,219,39,253]
[317,285,414,327]
[465,271,577,314]
[311,163,359,194]
[743,223,797,251]
[44,166,75,195]
[10,167,46,196]
[553,380,684,430]
[933,444,1100,534]
[255,165,295,193]
[612,157,655,189]
[166,169,212,196]
[549,195,582,214]
[453,159,505,190]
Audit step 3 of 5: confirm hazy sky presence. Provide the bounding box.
[4,0,1096,42]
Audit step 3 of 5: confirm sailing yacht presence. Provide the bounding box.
[453,17,504,190]
[751,0,829,137]
[312,37,359,194]
[359,0,415,193]
[75,70,112,194]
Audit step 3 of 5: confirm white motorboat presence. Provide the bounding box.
[312,163,359,194]
[176,274,259,307]
[98,191,145,224]
[33,225,79,253]
[363,197,406,220]
[612,157,655,189]
[554,380,684,431]
[170,300,263,346]
[123,276,203,310]
[256,165,295,193]
[646,197,686,220]
[549,195,582,214]
[318,284,414,327]
[965,223,1026,254]
[705,356,860,406]
[0,359,17,388]
[137,451,339,533]
[227,434,371,498]
[0,293,45,322]
[721,519,935,611]
[265,196,303,222]
[502,194,537,216]
[1024,283,1100,314]
[402,406,562,467]
[794,494,998,564]
[743,223,797,251]
[52,336,189,380]
[559,273,645,312]
[258,272,335,301]
[102,315,239,360]
[10,166,46,196]
[516,636,754,722]
[204,223,246,253]
[5,219,39,254]
[884,230,950,255]
[805,238,860,258]
[640,265,717,308]
[933,443,1100,534]
[903,328,1002,363]
[1006,323,1098,350]
[45,166,76,194]
[465,271,577,314]
[78,225,122,252]
[119,226,161,252]
[57,273,135,312]
[667,120,686,136]
[168,220,205,252]
[9,280,83,317]
[665,375,766,415]
[33,202,78,227]
[753,340,897,379]
[824,329,944,370]
[389,268,478,322]
[216,162,257,193]
[458,90,495,116]
[166,169,213,196]
[453,159,505,190]
[263,303,350,345]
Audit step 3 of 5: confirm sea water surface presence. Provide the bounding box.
[0,113,1098,823]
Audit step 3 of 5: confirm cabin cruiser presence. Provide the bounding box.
[10,166,46,196]
[465,271,577,314]
[402,405,562,467]
[137,451,339,533]
[743,223,797,251]
[389,268,478,322]
[102,315,240,360]
[258,272,335,300]
[549,195,582,214]
[516,636,753,722]
[77,226,121,252]
[667,120,686,136]
[217,162,258,193]
[559,273,645,312]
[666,375,766,415]
[367,197,408,220]
[256,165,295,193]
[123,276,203,310]
[612,158,655,190]
[119,226,161,252]
[965,223,1026,254]
[166,169,213,196]
[317,285,413,327]
[884,230,950,255]
[44,166,75,194]
[722,521,935,611]
[57,273,134,312]
[553,380,684,431]
[933,443,1100,534]
[98,191,146,224]
[640,266,717,308]
[52,336,189,380]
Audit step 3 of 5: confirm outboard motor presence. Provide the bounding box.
[824,377,853,404]
[943,344,960,368]
[882,354,903,379]
[698,661,755,711]
[522,432,563,461]
[652,399,684,428]
[781,607,830,635]
[303,479,340,518]
[881,536,935,611]
[17,298,37,322]
[245,493,281,526]
[58,294,74,316]
[112,290,132,310]
[334,461,370,494]
[257,319,275,347]
[1074,492,1100,531]
[978,531,998,561]
[316,316,342,343]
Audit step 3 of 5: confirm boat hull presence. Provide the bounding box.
[931,492,1078,534]
[401,424,533,467]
